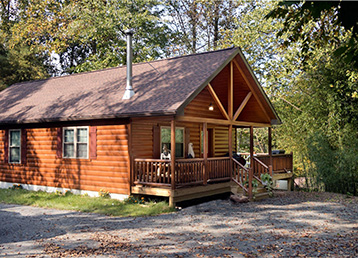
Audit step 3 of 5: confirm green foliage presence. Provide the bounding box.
[267,1,358,67]
[124,195,145,205]
[0,188,175,217]
[0,0,175,86]
[261,173,274,197]
[9,184,23,190]
[98,189,110,199]
[244,179,259,200]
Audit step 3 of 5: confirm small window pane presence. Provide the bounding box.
[10,147,20,163]
[175,143,183,158]
[10,131,20,146]
[77,143,87,158]
[175,129,183,143]
[64,143,74,158]
[161,128,171,143]
[77,128,88,143]
[64,129,74,143]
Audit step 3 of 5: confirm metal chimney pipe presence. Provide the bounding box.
[122,29,135,100]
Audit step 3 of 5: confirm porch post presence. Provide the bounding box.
[229,124,233,177]
[171,118,176,190]
[268,127,273,176]
[203,122,208,185]
[249,126,254,199]
[228,124,233,158]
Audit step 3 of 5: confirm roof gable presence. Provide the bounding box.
[180,50,280,126]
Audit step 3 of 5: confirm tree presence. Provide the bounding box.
[165,0,239,54]
[267,1,358,67]
[9,0,175,75]
[264,0,358,194]
[0,0,49,89]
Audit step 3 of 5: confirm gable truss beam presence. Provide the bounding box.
[228,62,234,119]
[207,83,230,121]
[176,115,271,128]
[232,58,271,122]
[233,92,252,121]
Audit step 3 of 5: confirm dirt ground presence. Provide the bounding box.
[1,191,357,257]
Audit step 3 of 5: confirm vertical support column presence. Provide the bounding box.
[249,126,254,167]
[127,122,133,194]
[228,62,234,119]
[171,118,176,191]
[268,127,273,176]
[289,151,294,191]
[228,124,233,177]
[249,126,254,199]
[203,122,208,185]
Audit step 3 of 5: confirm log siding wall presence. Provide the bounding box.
[0,124,130,195]
[131,117,232,160]
[131,117,202,159]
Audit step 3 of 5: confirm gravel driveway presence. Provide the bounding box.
[1,191,357,257]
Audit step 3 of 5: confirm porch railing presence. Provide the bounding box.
[207,157,231,182]
[133,157,232,188]
[256,153,293,173]
[133,153,293,190]
[133,159,171,187]
[176,158,204,186]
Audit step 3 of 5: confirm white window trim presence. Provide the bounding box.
[62,126,89,159]
[9,129,21,164]
[160,126,185,158]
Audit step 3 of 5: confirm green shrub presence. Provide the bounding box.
[124,195,145,204]
[9,184,23,190]
[98,189,110,198]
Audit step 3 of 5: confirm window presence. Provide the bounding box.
[161,127,184,158]
[9,129,21,163]
[63,127,88,158]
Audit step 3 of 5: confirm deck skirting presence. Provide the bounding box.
[132,181,233,206]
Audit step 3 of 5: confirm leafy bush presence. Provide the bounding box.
[98,189,110,198]
[307,128,358,196]
[9,184,23,190]
[261,173,274,197]
[124,196,145,204]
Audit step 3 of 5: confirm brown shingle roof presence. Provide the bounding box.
[0,47,243,124]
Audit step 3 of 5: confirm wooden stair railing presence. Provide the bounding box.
[252,157,270,184]
[232,158,248,193]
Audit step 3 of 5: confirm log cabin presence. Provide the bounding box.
[0,38,293,206]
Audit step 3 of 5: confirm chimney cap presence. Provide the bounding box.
[125,29,134,35]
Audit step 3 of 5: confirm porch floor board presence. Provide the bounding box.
[273,172,293,180]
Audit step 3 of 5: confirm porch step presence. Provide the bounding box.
[256,186,268,194]
[231,183,271,201]
[253,191,270,201]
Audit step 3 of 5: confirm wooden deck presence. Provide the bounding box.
[132,153,294,206]
[132,181,232,207]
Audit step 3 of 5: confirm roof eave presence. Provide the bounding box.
[0,110,177,127]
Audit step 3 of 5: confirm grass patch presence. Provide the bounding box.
[0,188,175,217]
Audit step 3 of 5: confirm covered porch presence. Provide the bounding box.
[131,118,293,206]
[130,56,291,206]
